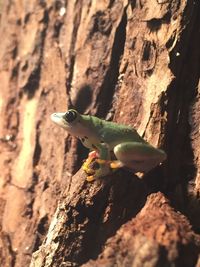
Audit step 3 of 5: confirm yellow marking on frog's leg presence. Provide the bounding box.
[86,175,95,182]
[82,162,95,175]
[82,159,95,181]
[96,159,108,164]
[82,154,95,173]
[83,156,113,181]
[110,160,124,169]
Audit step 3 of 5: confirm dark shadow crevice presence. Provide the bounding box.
[23,9,49,99]
[96,8,127,118]
[162,1,200,221]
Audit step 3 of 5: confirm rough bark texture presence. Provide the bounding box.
[30,169,147,266]
[83,192,200,267]
[0,0,200,267]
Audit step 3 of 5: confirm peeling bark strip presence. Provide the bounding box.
[83,193,200,267]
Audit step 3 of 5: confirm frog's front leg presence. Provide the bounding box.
[82,150,99,180]
[82,143,112,181]
[94,143,112,179]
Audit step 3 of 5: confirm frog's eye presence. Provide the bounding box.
[64,110,77,123]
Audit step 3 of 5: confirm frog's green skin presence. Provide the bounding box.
[51,109,166,179]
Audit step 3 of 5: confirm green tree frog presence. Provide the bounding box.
[51,109,166,181]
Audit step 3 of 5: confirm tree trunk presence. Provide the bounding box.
[0,1,200,267]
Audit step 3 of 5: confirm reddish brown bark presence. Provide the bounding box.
[83,192,200,267]
[30,169,147,266]
[0,0,200,266]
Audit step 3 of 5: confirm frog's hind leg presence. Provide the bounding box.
[113,142,166,173]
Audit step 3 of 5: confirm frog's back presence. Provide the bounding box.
[92,117,145,145]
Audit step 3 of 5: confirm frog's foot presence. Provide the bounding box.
[82,151,100,176]
[95,159,123,176]
[90,159,111,178]
[95,159,107,164]
[82,154,101,182]
[82,157,96,175]
[86,175,95,182]
[83,158,112,181]
[110,160,124,169]
[95,159,123,170]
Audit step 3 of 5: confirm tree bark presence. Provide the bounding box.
[83,192,200,267]
[30,169,147,266]
[0,0,200,267]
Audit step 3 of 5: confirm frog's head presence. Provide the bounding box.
[51,109,83,136]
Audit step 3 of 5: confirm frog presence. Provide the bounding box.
[51,109,166,181]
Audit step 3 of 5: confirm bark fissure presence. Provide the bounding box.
[66,0,83,106]
[164,1,200,190]
[22,9,49,99]
[96,7,127,117]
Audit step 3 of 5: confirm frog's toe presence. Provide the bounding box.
[83,157,112,180]
[82,161,95,174]
[110,160,124,169]
[96,159,107,164]
[86,175,95,182]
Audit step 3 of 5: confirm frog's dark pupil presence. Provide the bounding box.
[64,110,77,123]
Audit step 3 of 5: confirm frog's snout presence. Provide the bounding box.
[51,113,59,123]
[51,112,71,132]
[51,113,57,120]
[50,112,65,125]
